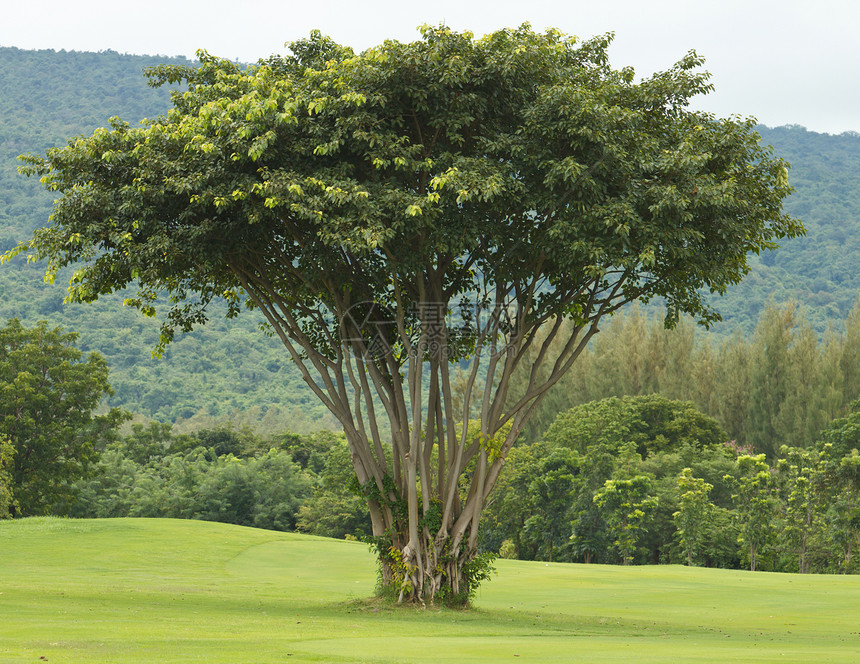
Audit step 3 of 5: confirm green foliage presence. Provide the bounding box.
[593,469,658,565]
[479,441,551,559]
[498,539,516,559]
[518,298,860,456]
[69,425,377,535]
[777,446,827,573]
[825,452,860,573]
[73,443,313,530]
[744,303,836,456]
[119,421,186,464]
[483,392,860,573]
[542,397,635,454]
[197,449,311,531]
[816,401,860,458]
[727,454,779,571]
[544,393,729,458]
[709,125,860,336]
[297,434,373,539]
[441,550,497,608]
[0,437,16,518]
[0,48,183,245]
[522,447,579,562]
[673,467,715,566]
[0,318,127,515]
[2,49,860,439]
[483,396,733,566]
[0,47,334,430]
[278,430,341,474]
[814,412,860,572]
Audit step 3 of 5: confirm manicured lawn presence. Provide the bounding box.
[2,517,858,662]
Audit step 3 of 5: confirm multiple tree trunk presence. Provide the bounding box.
[229,256,628,603]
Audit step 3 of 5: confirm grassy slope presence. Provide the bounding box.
[2,518,858,663]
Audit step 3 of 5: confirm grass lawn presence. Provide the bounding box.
[2,517,858,663]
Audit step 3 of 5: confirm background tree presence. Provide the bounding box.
[541,394,732,564]
[567,439,617,564]
[194,449,311,531]
[729,454,778,571]
[777,446,827,573]
[297,434,373,539]
[593,456,658,566]
[0,318,126,515]
[832,450,860,572]
[817,401,860,458]
[673,467,715,566]
[746,304,799,457]
[0,437,16,518]
[544,394,728,457]
[479,441,551,560]
[119,421,189,465]
[842,302,860,402]
[816,408,860,572]
[7,26,799,603]
[521,447,578,562]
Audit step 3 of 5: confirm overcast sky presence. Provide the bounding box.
[3,0,858,134]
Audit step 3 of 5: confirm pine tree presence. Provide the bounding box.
[746,303,797,457]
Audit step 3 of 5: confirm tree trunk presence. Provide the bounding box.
[369,506,484,605]
[799,533,808,574]
[235,258,603,606]
[548,525,554,563]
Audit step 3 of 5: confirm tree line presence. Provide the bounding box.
[3,300,860,575]
[0,315,365,530]
[69,423,371,539]
[514,295,860,456]
[0,316,366,533]
[4,368,858,576]
[481,393,860,573]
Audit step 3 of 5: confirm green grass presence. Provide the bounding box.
[2,518,859,663]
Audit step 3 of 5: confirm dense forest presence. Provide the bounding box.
[708,125,860,333]
[2,47,860,573]
[0,47,337,429]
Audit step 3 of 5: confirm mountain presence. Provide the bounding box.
[0,47,336,430]
[1,47,858,425]
[710,125,860,335]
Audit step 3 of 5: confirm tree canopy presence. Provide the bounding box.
[543,394,730,457]
[6,25,800,603]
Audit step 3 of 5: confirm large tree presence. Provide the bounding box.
[5,25,801,603]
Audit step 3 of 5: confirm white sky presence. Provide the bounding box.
[2,0,859,134]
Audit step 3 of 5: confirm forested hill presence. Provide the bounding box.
[1,47,859,427]
[0,47,337,431]
[714,125,860,332]
[0,47,186,246]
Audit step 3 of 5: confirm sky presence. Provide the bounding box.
[2,0,859,134]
